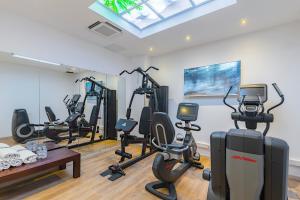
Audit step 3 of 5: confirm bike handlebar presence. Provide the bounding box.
[267,83,285,113]
[175,122,201,131]
[272,83,284,97]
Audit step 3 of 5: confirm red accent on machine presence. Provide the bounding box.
[231,155,257,163]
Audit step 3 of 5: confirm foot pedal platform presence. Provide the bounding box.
[100,165,126,181]
[192,161,204,169]
[145,181,177,200]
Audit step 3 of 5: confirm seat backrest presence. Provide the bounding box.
[45,106,56,122]
[139,106,152,135]
[89,105,99,126]
[75,102,84,114]
[152,112,175,145]
[11,109,35,143]
[12,109,30,128]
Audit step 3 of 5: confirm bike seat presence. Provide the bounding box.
[65,113,81,123]
[162,143,186,150]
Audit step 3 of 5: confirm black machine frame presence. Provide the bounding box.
[64,76,117,148]
[122,66,163,118]
[101,66,169,181]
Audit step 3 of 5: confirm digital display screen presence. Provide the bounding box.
[177,103,198,121]
[239,86,267,103]
[179,106,194,116]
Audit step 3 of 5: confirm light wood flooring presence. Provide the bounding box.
[0,140,299,200]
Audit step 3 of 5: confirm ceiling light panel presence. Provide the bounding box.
[122,5,160,29]
[192,0,211,5]
[90,0,238,37]
[147,0,192,18]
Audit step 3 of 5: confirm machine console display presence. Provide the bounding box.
[239,84,268,104]
[176,103,199,122]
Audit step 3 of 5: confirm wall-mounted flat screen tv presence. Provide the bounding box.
[184,61,241,96]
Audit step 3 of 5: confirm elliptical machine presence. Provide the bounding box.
[145,103,203,200]
[202,83,289,200]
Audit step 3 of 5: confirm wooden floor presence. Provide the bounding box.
[0,141,299,200]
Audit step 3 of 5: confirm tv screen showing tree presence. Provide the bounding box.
[184,61,241,96]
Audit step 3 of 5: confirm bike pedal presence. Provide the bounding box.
[193,153,200,161]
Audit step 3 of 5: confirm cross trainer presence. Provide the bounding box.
[202,83,288,200]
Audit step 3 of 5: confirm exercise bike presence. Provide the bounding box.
[202,83,288,200]
[145,103,203,200]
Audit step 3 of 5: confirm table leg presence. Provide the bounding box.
[59,164,66,170]
[73,155,81,178]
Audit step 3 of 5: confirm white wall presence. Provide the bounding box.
[0,61,77,137]
[149,21,300,175]
[39,70,78,124]
[0,11,129,75]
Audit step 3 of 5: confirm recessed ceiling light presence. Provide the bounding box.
[240,18,248,26]
[149,47,154,52]
[185,35,191,41]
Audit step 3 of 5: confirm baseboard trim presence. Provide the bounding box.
[196,142,210,157]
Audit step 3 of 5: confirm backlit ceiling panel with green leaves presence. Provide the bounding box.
[100,0,212,29]
[90,0,237,38]
[102,0,143,14]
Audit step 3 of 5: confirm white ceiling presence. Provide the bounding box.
[1,0,300,57]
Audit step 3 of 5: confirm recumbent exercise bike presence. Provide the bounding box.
[145,102,203,200]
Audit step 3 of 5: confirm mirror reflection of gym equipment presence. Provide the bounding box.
[11,76,117,148]
[0,1,299,199]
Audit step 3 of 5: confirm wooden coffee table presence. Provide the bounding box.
[0,147,80,183]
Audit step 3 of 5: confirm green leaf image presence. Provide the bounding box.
[102,0,143,14]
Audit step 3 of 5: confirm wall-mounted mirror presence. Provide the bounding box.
[0,52,41,146]
[0,51,124,152]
